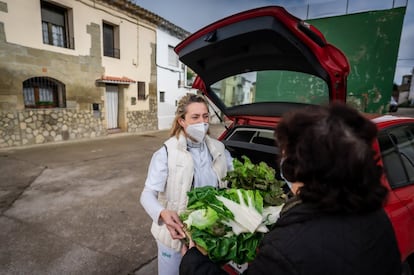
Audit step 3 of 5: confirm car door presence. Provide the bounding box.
[377,123,414,261]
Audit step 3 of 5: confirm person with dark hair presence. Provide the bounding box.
[140,93,233,275]
[180,102,402,275]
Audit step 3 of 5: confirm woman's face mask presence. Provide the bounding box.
[280,158,293,190]
[186,122,209,143]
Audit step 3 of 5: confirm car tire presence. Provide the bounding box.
[402,260,412,275]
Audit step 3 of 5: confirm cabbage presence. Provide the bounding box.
[183,207,219,230]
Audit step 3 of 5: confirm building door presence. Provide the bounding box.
[105,85,118,129]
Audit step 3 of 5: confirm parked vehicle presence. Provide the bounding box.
[175,6,414,274]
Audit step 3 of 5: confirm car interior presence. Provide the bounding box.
[222,126,280,169]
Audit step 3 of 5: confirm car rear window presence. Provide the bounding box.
[210,70,329,109]
[378,124,414,188]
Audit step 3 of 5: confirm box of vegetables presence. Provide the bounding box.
[180,155,287,265]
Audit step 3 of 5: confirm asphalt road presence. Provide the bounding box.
[0,107,412,274]
[0,123,227,275]
[392,106,414,117]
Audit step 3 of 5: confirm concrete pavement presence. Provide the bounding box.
[0,123,226,275]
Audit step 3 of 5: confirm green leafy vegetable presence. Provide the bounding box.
[216,189,264,234]
[224,155,287,206]
[181,156,287,264]
[184,207,219,230]
[181,186,284,264]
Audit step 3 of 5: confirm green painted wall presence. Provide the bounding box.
[310,7,406,113]
[255,7,406,113]
[255,71,329,105]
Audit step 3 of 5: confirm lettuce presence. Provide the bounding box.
[180,186,283,265]
[223,156,287,206]
[181,156,286,264]
[183,207,219,230]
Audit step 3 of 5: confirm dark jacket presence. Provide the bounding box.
[180,199,401,275]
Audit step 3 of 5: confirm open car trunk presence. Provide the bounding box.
[220,125,280,169]
[175,6,349,171]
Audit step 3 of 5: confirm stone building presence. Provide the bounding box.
[0,0,189,148]
[398,72,413,105]
[400,68,414,105]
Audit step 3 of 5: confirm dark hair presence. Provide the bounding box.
[275,102,387,214]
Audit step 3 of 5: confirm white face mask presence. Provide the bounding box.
[280,158,293,190]
[186,122,209,143]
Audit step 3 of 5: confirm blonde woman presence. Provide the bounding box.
[140,93,233,275]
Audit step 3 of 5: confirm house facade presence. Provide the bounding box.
[398,71,413,105]
[156,30,196,130]
[0,0,189,148]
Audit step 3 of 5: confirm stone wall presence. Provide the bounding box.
[127,110,157,133]
[127,94,158,133]
[0,108,107,148]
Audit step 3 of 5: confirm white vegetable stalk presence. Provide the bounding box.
[262,204,284,225]
[221,219,250,235]
[216,190,264,234]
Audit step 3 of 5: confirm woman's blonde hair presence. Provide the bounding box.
[170,93,210,138]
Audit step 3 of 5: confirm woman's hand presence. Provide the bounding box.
[181,235,195,256]
[160,209,186,239]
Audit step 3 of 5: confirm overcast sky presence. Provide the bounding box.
[134,0,414,85]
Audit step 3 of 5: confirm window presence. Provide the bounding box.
[159,91,165,102]
[103,22,120,58]
[168,45,178,67]
[23,77,66,108]
[41,1,74,49]
[378,124,414,188]
[137,81,147,100]
[402,75,411,85]
[185,66,196,87]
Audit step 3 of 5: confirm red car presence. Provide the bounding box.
[175,6,414,274]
